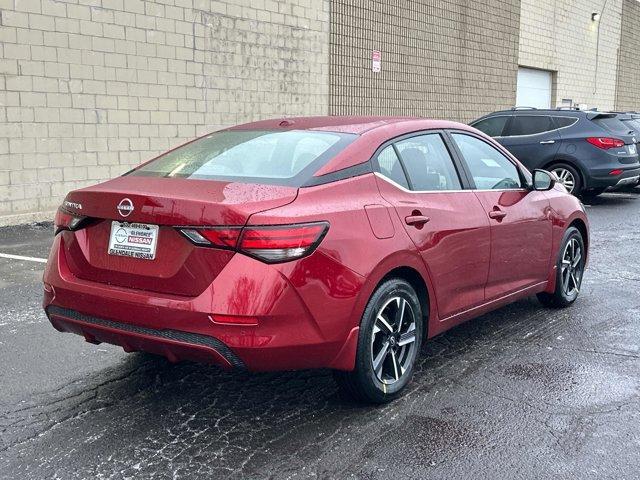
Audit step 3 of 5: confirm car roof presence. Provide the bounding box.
[484,108,586,117]
[226,116,469,135]
[225,115,480,176]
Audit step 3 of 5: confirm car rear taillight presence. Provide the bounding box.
[54,207,87,235]
[179,227,241,249]
[586,137,625,149]
[239,223,329,263]
[179,222,329,263]
[609,169,624,176]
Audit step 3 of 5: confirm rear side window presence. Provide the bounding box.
[472,116,509,137]
[591,117,632,135]
[376,145,409,189]
[451,134,523,190]
[506,115,555,136]
[554,116,579,128]
[129,130,357,186]
[395,134,462,191]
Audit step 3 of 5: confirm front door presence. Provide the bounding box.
[373,133,491,319]
[449,132,553,300]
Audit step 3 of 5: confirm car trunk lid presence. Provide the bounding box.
[60,176,298,296]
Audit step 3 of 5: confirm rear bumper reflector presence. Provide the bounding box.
[46,305,246,369]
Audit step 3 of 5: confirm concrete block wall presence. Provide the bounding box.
[615,0,640,112]
[519,0,623,110]
[329,0,521,123]
[0,0,329,225]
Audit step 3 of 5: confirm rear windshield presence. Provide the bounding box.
[591,116,633,135]
[621,118,640,133]
[129,130,357,186]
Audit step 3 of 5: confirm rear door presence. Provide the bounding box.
[448,131,552,300]
[373,132,491,319]
[499,115,561,170]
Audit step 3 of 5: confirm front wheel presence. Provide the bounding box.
[537,226,586,308]
[334,278,424,404]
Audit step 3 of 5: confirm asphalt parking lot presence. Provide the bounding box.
[0,190,639,480]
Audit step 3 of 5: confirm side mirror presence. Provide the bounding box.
[532,169,557,191]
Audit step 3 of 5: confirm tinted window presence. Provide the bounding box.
[451,134,523,190]
[554,116,578,128]
[472,116,509,137]
[395,134,462,191]
[621,118,640,134]
[130,130,356,186]
[376,145,409,189]
[506,115,555,136]
[592,117,632,135]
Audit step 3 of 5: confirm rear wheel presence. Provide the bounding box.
[334,278,424,404]
[537,226,585,308]
[549,163,582,196]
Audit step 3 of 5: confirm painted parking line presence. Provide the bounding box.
[0,253,47,264]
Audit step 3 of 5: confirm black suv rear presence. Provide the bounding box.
[471,108,640,196]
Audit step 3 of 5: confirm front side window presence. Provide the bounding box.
[506,115,555,136]
[395,134,462,191]
[451,134,523,190]
[130,130,357,186]
[472,116,509,137]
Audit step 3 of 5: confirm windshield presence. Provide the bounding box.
[592,117,634,135]
[621,118,640,134]
[129,130,357,186]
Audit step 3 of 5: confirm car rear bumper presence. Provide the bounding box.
[43,235,363,372]
[46,305,246,369]
[586,166,640,189]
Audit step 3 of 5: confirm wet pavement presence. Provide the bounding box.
[0,190,639,479]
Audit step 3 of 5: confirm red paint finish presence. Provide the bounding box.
[43,117,588,373]
[473,189,553,300]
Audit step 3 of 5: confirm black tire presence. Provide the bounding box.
[334,278,424,404]
[537,226,585,308]
[548,163,583,196]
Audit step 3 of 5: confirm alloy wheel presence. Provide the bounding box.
[370,297,417,385]
[552,167,576,193]
[561,237,583,296]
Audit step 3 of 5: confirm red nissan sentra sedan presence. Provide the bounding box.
[43,117,589,403]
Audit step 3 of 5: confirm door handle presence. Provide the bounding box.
[539,140,555,144]
[488,208,507,220]
[405,215,430,226]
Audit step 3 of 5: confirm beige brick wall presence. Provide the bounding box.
[519,0,622,109]
[0,0,329,224]
[329,0,521,123]
[615,0,640,112]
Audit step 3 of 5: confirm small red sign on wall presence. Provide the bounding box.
[372,50,381,73]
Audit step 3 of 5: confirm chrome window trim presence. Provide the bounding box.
[473,114,580,139]
[373,172,528,194]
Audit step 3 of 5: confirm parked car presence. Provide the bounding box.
[44,117,589,404]
[471,108,640,197]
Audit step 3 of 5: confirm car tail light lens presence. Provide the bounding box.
[586,137,625,149]
[179,222,329,263]
[54,207,87,235]
[239,222,329,263]
[609,169,624,176]
[180,227,241,249]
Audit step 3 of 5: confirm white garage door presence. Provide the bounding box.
[516,68,552,109]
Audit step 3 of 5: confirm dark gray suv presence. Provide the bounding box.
[471,108,640,196]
